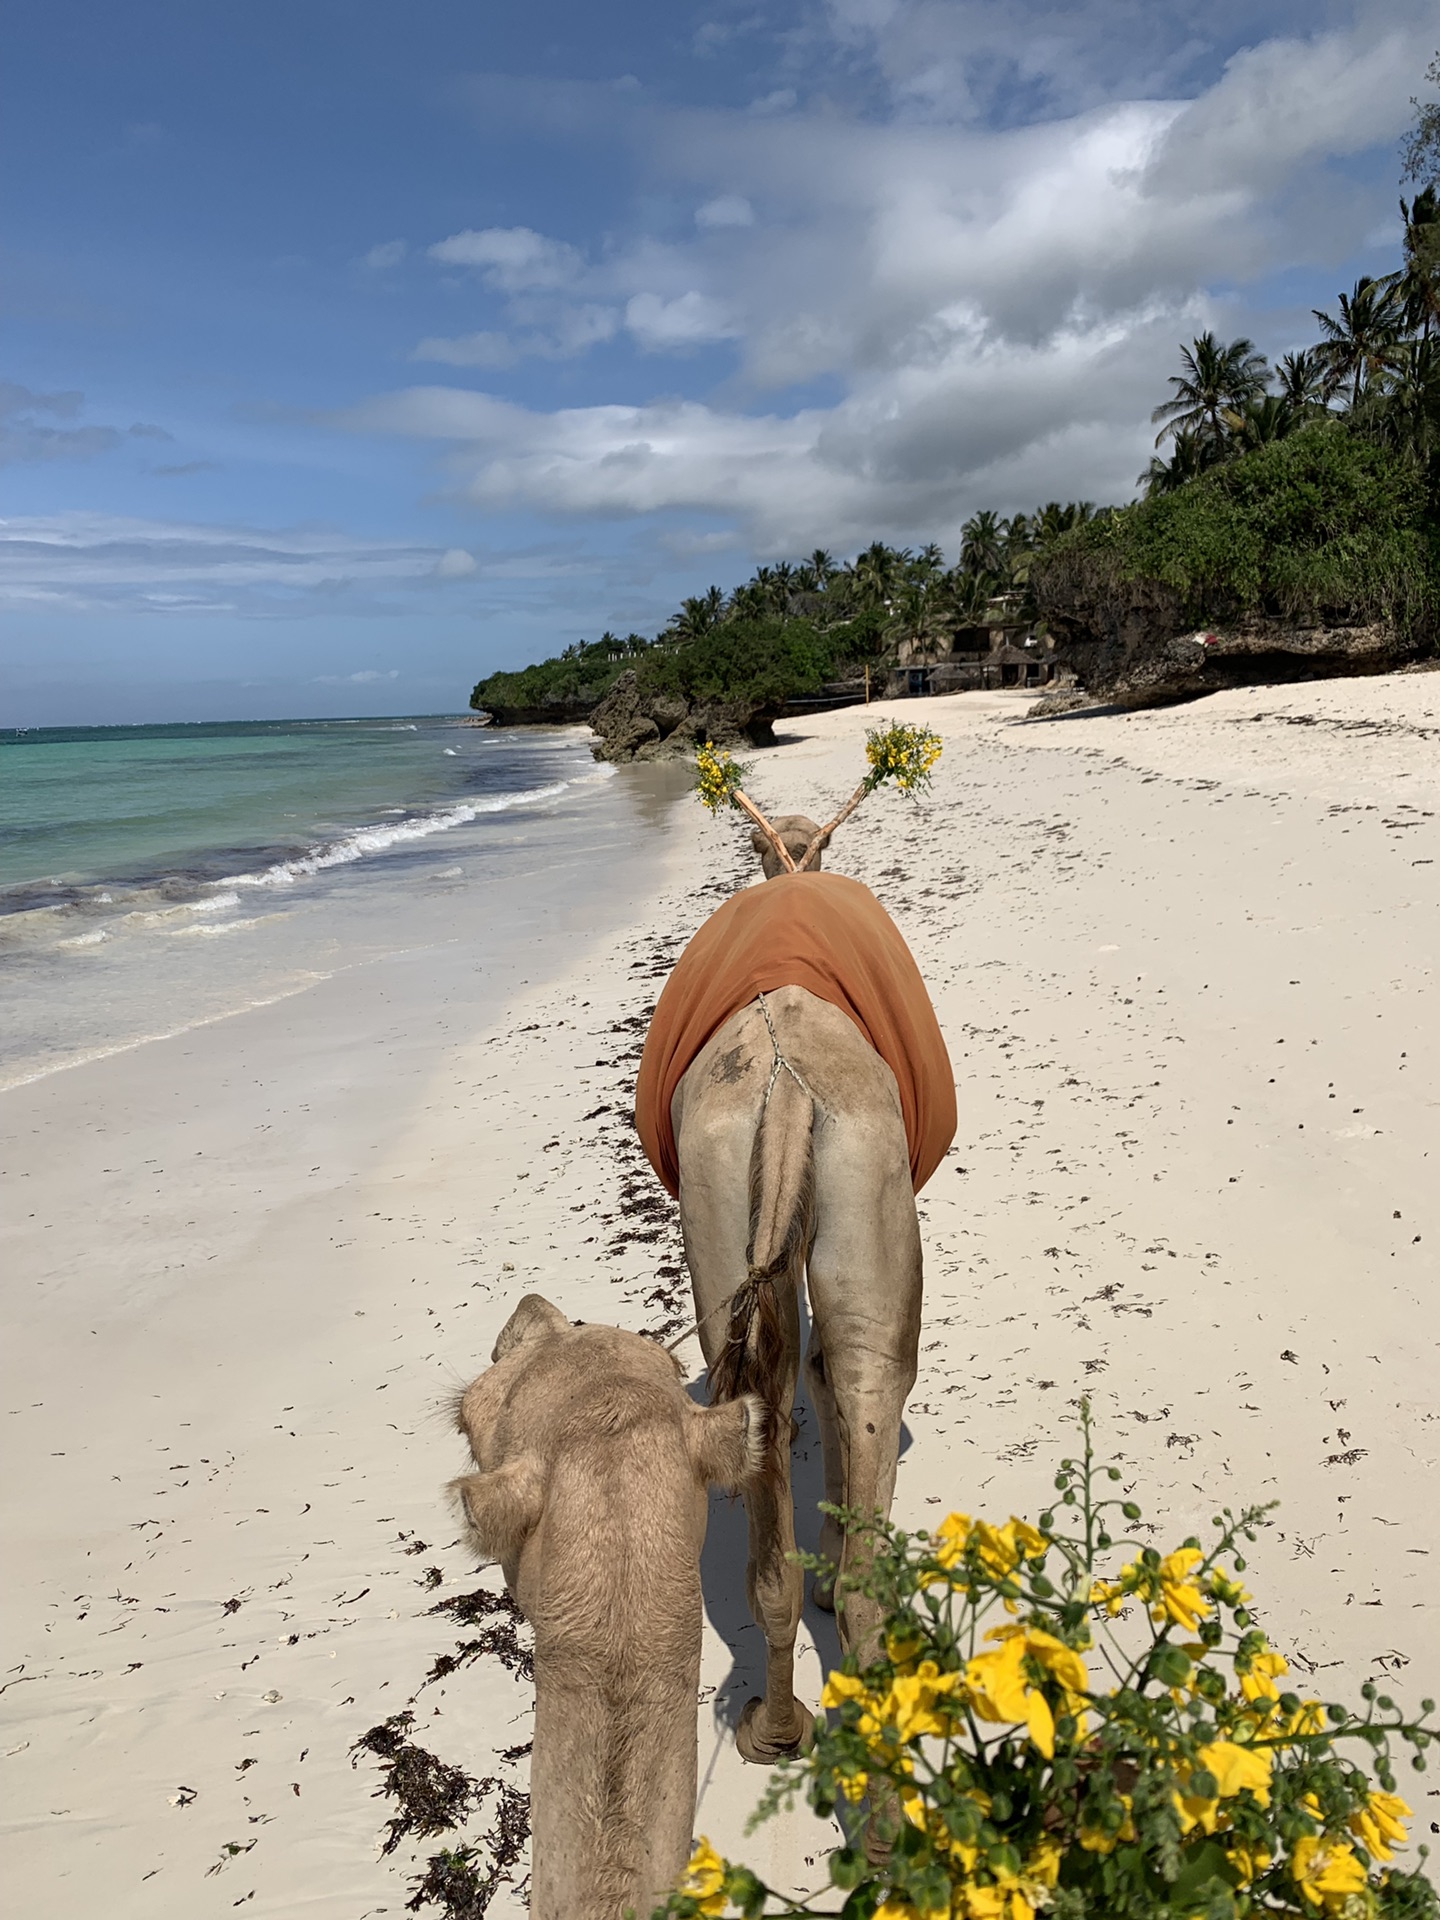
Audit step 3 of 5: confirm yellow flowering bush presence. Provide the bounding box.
[696,740,751,814]
[862,721,944,796]
[660,1404,1435,1920]
[693,722,943,876]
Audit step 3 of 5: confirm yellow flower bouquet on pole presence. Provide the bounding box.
[695,721,944,873]
[659,1402,1436,1920]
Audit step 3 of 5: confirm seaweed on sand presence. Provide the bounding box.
[403,1777,530,1920]
[352,1712,483,1854]
[425,1586,534,1684]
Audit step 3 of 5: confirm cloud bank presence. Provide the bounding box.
[339,3,1430,553]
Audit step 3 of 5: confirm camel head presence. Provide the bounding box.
[450,1292,767,1572]
[751,814,831,879]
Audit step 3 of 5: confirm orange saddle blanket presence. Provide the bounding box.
[634,870,956,1199]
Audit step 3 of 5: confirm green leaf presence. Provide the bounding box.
[1170,1840,1237,1905]
[830,1847,867,1891]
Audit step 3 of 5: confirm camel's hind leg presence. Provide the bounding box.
[805,1108,922,1668]
[803,1329,845,1610]
[674,1038,815,1764]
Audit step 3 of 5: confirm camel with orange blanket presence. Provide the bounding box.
[635,729,956,1764]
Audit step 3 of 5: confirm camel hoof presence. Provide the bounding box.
[735,1697,816,1765]
[811,1569,836,1612]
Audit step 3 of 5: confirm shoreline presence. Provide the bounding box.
[3,677,1437,1914]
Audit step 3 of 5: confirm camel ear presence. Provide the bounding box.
[449,1459,545,1563]
[688,1395,768,1489]
[749,827,770,856]
[491,1293,568,1364]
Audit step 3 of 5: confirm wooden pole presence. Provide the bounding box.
[864,663,871,704]
[731,789,798,873]
[799,780,870,870]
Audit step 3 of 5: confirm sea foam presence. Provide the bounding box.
[220,777,579,890]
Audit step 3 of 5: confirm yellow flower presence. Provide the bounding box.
[1286,1699,1328,1737]
[1025,1840,1063,1889]
[1199,1740,1274,1804]
[680,1838,730,1916]
[875,1898,950,1920]
[1094,1545,1214,1632]
[864,722,944,796]
[1349,1791,1410,1864]
[1175,1741,1273,1835]
[1154,1548,1211,1632]
[1290,1835,1370,1911]
[933,1511,974,1568]
[1207,1566,1251,1609]
[1238,1647,1288,1705]
[693,742,746,814]
[966,1626,1089,1758]
[859,1662,967,1743]
[972,1517,1048,1581]
[821,1670,869,1709]
[1228,1839,1274,1886]
[887,1619,927,1669]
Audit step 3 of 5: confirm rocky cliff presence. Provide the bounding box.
[1039,606,1423,711]
[586,671,783,763]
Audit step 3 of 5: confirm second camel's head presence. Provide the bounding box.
[751,814,830,879]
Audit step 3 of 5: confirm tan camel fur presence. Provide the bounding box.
[451,1294,766,1920]
[670,819,924,1765]
[750,815,831,877]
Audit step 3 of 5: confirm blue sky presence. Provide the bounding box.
[1,0,1433,724]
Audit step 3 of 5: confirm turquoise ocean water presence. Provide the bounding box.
[0,716,655,1089]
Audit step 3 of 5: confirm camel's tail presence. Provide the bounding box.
[709,1066,814,1473]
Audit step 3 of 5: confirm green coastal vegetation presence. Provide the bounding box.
[471,65,1440,721]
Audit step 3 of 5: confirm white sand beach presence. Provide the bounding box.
[3,676,1437,1916]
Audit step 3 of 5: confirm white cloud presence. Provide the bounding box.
[429,225,583,291]
[337,4,1429,556]
[313,668,401,684]
[0,514,490,615]
[696,194,755,228]
[362,239,407,271]
[624,290,739,349]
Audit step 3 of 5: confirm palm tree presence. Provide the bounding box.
[1312,277,1408,409]
[911,542,945,584]
[851,541,902,611]
[1396,187,1440,341]
[1151,332,1271,447]
[1032,501,1095,546]
[1140,426,1219,496]
[1274,349,1328,414]
[668,597,718,642]
[945,567,994,628]
[999,513,1034,586]
[960,509,1004,576]
[1360,336,1440,461]
[808,549,837,587]
[1222,394,1299,451]
[727,581,768,621]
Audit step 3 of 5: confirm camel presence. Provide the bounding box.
[451,1293,766,1920]
[640,815,953,1765]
